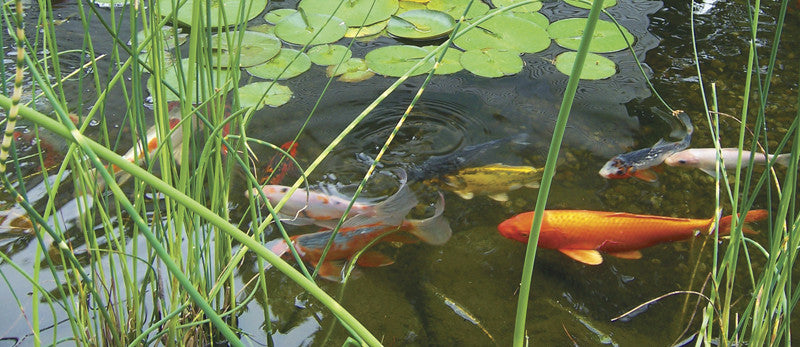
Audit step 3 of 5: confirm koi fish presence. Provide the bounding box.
[111,117,183,187]
[266,194,451,280]
[252,170,418,228]
[497,209,768,265]
[664,148,792,177]
[407,133,530,182]
[599,111,693,182]
[260,141,299,185]
[436,163,543,202]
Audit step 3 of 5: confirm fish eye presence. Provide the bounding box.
[280,187,288,193]
[678,159,687,164]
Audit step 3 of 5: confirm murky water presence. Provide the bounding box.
[2,0,798,344]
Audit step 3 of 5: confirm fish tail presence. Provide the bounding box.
[675,110,694,136]
[774,153,792,167]
[373,169,419,225]
[405,192,452,245]
[716,209,769,235]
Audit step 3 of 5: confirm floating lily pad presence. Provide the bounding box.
[246,49,311,80]
[565,0,617,10]
[264,8,296,24]
[427,0,489,20]
[454,12,551,53]
[513,11,549,29]
[248,23,275,34]
[548,18,634,53]
[387,9,455,40]
[274,11,347,45]
[147,58,240,102]
[492,0,543,12]
[365,45,434,77]
[345,20,388,38]
[422,45,463,75]
[158,0,267,27]
[238,82,293,109]
[397,0,428,13]
[129,27,187,52]
[554,51,616,80]
[460,49,522,78]
[308,44,353,65]
[299,0,399,27]
[327,58,374,82]
[210,31,281,68]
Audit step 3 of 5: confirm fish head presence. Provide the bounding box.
[598,157,632,179]
[251,185,292,204]
[497,213,534,243]
[663,150,698,167]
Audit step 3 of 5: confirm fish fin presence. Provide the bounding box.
[524,181,540,189]
[774,153,791,167]
[372,169,419,226]
[355,251,395,267]
[488,193,509,202]
[406,192,452,245]
[455,191,474,200]
[558,249,603,265]
[631,169,659,182]
[262,239,291,271]
[316,261,347,281]
[699,168,720,178]
[607,250,642,260]
[278,213,317,226]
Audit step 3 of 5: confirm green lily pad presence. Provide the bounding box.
[365,45,434,77]
[327,58,375,82]
[147,58,240,102]
[387,9,455,40]
[129,27,187,52]
[210,31,281,68]
[308,44,353,65]
[345,20,388,38]
[158,0,267,27]
[264,8,296,24]
[513,11,549,29]
[454,12,551,53]
[565,0,617,10]
[246,49,312,80]
[460,49,522,78]
[238,82,293,109]
[427,0,489,20]
[248,23,275,34]
[492,0,543,12]
[274,11,347,45]
[398,0,428,13]
[548,18,634,53]
[299,0,399,27]
[422,45,463,75]
[554,51,616,80]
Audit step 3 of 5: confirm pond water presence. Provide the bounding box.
[1,0,798,345]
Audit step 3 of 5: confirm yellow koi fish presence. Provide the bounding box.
[437,164,543,202]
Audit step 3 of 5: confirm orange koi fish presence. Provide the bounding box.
[260,141,298,185]
[266,195,451,280]
[111,117,183,186]
[497,209,768,265]
[252,170,418,228]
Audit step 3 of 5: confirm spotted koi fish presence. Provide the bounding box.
[664,148,792,178]
[599,111,693,182]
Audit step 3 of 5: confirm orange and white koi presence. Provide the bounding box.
[111,117,183,186]
[252,170,418,228]
[266,194,451,280]
[497,209,768,265]
[664,148,792,177]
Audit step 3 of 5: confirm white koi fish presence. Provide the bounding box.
[252,170,418,228]
[664,148,792,177]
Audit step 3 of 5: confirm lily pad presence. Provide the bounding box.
[238,82,293,109]
[454,12,551,53]
[460,49,522,78]
[274,11,347,45]
[422,45,463,75]
[264,8,296,24]
[308,44,353,65]
[158,0,267,27]
[299,0,399,27]
[248,23,275,34]
[210,31,281,68]
[246,49,312,80]
[492,0,543,13]
[513,11,549,29]
[365,45,434,77]
[548,18,634,53]
[427,0,489,20]
[554,52,616,80]
[147,58,240,102]
[387,9,455,40]
[129,27,187,52]
[345,20,388,38]
[565,0,617,10]
[326,58,375,82]
[398,1,428,13]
